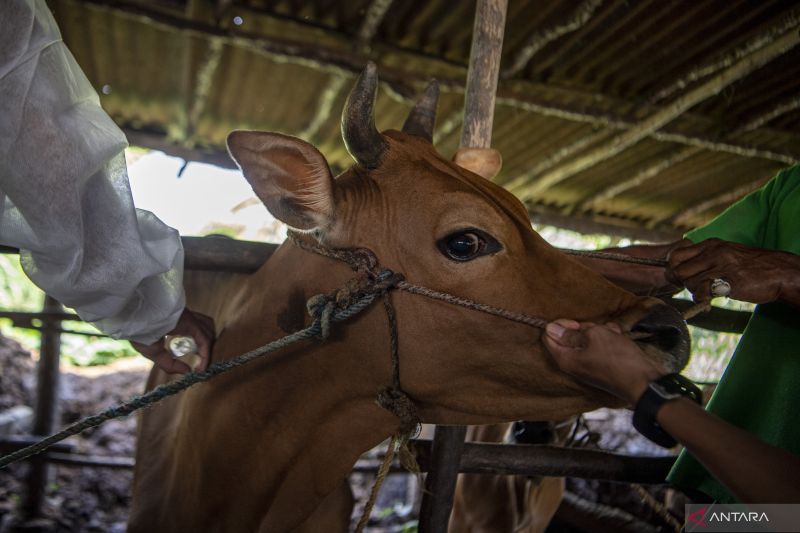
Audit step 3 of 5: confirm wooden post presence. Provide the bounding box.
[418,1,507,532]
[22,295,62,519]
[418,426,467,532]
[459,0,508,151]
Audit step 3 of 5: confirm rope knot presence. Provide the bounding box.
[306,294,336,340]
[348,248,379,275]
[371,270,405,292]
[376,386,420,438]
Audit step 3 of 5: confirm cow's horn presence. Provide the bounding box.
[402,79,439,143]
[342,62,387,169]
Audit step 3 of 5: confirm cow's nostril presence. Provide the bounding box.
[631,304,691,371]
[631,323,683,353]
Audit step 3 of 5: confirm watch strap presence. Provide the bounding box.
[632,374,702,448]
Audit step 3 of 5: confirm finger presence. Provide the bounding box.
[666,238,718,265]
[545,321,587,349]
[668,251,724,285]
[681,269,731,303]
[603,322,623,334]
[542,335,579,373]
[154,351,191,375]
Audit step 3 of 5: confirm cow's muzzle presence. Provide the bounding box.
[631,304,691,372]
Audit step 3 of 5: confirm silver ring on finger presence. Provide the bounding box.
[164,335,198,358]
[710,278,731,297]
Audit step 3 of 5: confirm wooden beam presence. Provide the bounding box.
[502,0,603,79]
[178,0,224,145]
[184,38,224,143]
[298,75,348,142]
[123,128,237,169]
[661,178,769,229]
[650,8,800,104]
[413,441,675,484]
[181,236,277,272]
[22,296,63,520]
[577,94,800,212]
[529,206,683,242]
[0,237,272,273]
[71,0,800,171]
[502,129,613,192]
[649,129,798,164]
[432,108,463,145]
[354,0,395,52]
[513,28,800,201]
[577,148,700,210]
[497,89,799,166]
[418,426,468,533]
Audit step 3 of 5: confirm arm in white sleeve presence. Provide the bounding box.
[0,0,185,344]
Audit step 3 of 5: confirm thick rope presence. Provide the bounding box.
[632,484,683,533]
[354,435,398,533]
[0,290,382,469]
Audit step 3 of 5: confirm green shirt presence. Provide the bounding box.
[668,165,800,503]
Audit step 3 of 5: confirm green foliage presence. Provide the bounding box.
[399,520,419,533]
[0,255,42,312]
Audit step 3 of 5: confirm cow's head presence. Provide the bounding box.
[227,64,689,424]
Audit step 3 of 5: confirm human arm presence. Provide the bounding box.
[0,0,213,372]
[542,321,800,503]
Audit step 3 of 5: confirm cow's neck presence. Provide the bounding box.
[185,242,400,531]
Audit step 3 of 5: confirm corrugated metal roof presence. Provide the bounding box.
[48,0,800,239]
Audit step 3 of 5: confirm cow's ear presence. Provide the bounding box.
[227,131,334,230]
[453,147,502,181]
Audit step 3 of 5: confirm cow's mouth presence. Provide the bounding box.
[630,304,691,372]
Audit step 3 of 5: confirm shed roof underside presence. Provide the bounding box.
[49,0,800,240]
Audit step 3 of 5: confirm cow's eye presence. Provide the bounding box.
[438,229,500,262]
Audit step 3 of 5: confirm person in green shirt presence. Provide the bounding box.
[576,164,800,503]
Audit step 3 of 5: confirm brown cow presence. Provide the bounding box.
[128,64,689,532]
[450,422,570,533]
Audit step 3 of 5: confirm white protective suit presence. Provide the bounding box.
[0,0,185,344]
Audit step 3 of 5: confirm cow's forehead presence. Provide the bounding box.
[376,130,533,230]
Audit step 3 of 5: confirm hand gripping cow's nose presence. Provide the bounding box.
[630,303,691,372]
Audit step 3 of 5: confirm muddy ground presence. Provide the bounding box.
[0,334,683,532]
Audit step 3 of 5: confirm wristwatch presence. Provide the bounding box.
[632,373,702,448]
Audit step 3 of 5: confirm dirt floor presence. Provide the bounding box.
[0,334,684,532]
